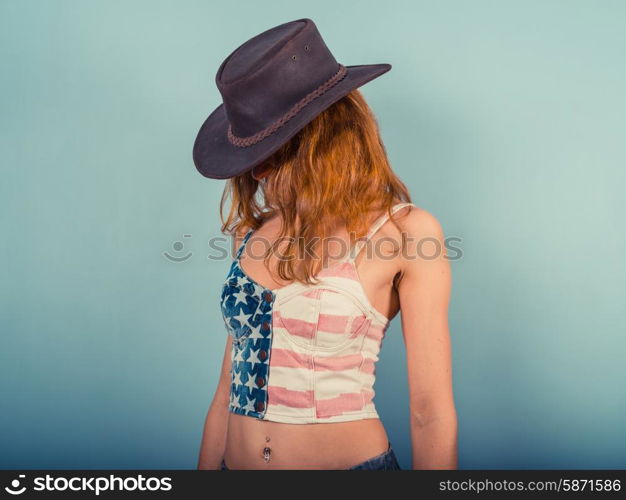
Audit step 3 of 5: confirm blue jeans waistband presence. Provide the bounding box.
[220,442,401,470]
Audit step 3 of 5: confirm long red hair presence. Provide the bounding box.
[220,88,411,285]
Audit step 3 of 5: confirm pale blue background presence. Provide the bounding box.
[1,0,624,469]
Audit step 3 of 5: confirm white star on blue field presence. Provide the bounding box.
[220,230,275,418]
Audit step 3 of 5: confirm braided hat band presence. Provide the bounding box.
[227,64,348,148]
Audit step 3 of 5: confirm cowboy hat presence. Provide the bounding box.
[192,18,391,179]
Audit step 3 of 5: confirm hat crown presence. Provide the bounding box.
[216,19,341,138]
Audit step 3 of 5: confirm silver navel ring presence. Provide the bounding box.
[262,436,272,463]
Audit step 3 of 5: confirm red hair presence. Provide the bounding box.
[221,89,411,285]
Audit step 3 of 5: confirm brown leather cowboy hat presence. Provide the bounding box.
[192,18,391,179]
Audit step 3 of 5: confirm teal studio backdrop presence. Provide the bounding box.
[1,0,625,470]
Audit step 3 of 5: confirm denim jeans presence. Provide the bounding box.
[347,443,401,470]
[220,442,401,470]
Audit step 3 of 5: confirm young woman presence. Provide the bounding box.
[193,18,456,470]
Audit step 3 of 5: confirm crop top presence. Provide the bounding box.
[220,202,416,423]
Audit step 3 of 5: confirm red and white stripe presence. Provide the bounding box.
[263,258,390,423]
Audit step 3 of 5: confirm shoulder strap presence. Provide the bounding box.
[347,202,416,262]
[235,228,255,260]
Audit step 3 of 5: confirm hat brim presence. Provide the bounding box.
[192,63,391,180]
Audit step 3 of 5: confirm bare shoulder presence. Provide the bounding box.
[396,204,445,242]
[379,202,445,244]
[234,224,251,239]
[230,224,252,257]
[383,204,449,278]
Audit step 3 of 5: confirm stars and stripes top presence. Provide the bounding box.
[220,202,416,423]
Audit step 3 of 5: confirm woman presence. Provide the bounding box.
[193,18,456,470]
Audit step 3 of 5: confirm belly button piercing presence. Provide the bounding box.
[262,435,271,463]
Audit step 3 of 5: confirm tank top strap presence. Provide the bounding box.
[346,202,416,262]
[235,228,255,260]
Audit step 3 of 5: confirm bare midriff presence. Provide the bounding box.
[223,413,390,470]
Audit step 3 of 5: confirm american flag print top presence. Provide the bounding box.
[220,202,416,424]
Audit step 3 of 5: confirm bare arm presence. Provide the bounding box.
[397,207,457,469]
[197,335,232,469]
